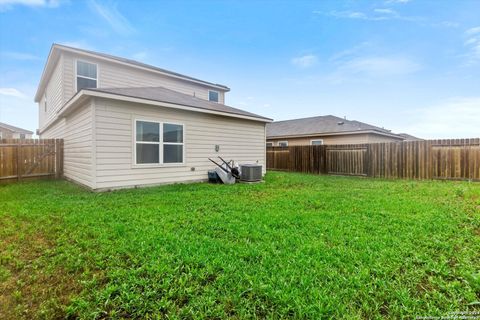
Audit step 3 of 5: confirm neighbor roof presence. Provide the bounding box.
[266,115,402,138]
[87,86,272,122]
[0,122,33,134]
[35,43,230,102]
[398,133,423,141]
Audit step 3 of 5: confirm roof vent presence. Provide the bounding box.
[337,121,344,125]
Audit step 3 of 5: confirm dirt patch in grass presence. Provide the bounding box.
[0,216,82,320]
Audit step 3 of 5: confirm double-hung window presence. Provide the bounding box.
[76,61,97,91]
[135,120,184,165]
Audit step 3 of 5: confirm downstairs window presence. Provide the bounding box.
[135,120,184,165]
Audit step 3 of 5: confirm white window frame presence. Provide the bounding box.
[278,141,288,147]
[44,93,47,113]
[310,139,324,145]
[133,118,185,168]
[75,59,99,92]
[266,142,273,147]
[208,90,220,103]
[0,132,3,139]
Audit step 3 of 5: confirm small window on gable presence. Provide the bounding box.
[44,94,47,113]
[208,90,219,102]
[278,141,288,147]
[76,60,97,92]
[311,139,324,145]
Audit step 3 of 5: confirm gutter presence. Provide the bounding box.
[38,90,272,134]
[267,130,404,140]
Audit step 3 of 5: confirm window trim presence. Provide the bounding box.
[278,141,288,147]
[310,139,324,145]
[208,90,220,103]
[266,142,273,147]
[75,59,99,92]
[133,118,185,168]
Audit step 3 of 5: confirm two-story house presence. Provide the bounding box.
[0,122,33,139]
[35,44,271,190]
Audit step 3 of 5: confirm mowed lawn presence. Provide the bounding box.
[0,172,479,319]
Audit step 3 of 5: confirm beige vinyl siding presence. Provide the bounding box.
[39,56,64,129]
[268,133,403,146]
[41,101,94,188]
[62,52,225,105]
[93,98,265,190]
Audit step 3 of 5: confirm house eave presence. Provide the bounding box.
[267,130,404,140]
[38,90,271,134]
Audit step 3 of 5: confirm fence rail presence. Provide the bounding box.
[0,139,64,183]
[267,138,480,181]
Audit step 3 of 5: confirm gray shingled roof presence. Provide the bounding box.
[88,86,272,121]
[266,115,400,138]
[398,133,423,141]
[0,122,33,134]
[55,44,229,90]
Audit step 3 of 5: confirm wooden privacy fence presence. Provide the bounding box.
[0,139,64,183]
[267,138,480,181]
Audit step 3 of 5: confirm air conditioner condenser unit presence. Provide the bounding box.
[240,164,262,182]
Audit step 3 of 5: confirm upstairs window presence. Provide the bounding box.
[208,90,219,102]
[76,60,97,91]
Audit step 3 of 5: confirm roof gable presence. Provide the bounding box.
[35,43,230,102]
[0,122,33,134]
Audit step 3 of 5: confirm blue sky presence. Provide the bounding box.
[0,0,479,138]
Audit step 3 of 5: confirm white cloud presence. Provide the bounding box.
[314,9,420,22]
[374,8,396,14]
[401,97,480,138]
[88,0,134,36]
[291,54,318,68]
[385,0,411,3]
[1,51,40,60]
[466,26,480,35]
[0,88,27,99]
[0,0,61,10]
[335,56,421,77]
[463,26,480,65]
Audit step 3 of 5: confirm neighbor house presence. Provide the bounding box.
[35,44,271,190]
[0,122,33,139]
[266,115,404,146]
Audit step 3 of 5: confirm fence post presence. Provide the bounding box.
[55,139,63,179]
[16,139,22,181]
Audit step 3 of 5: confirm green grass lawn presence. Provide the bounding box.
[1,172,479,319]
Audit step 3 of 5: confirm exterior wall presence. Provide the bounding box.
[41,101,94,188]
[0,128,13,139]
[39,55,64,129]
[93,98,266,190]
[61,51,226,105]
[267,133,403,146]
